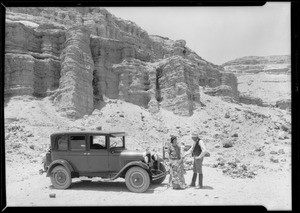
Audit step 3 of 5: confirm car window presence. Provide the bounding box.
[70,135,86,151]
[110,136,124,148]
[90,135,106,150]
[57,135,68,150]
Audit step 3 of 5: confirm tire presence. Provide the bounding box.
[50,166,72,189]
[125,166,150,193]
[151,162,167,185]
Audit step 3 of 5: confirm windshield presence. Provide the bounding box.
[110,136,125,148]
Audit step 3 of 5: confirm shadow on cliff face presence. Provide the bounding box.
[94,100,107,111]
[4,95,11,108]
[155,67,163,103]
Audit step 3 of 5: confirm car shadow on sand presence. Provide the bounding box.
[51,180,167,194]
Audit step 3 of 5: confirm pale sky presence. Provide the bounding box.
[106,2,291,65]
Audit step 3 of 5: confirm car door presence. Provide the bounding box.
[65,135,90,172]
[108,135,124,173]
[86,135,109,172]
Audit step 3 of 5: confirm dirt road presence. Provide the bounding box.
[5,164,291,210]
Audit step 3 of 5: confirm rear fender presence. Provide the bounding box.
[111,161,149,180]
[46,159,74,177]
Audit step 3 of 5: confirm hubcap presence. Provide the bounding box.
[55,171,67,185]
[130,172,144,188]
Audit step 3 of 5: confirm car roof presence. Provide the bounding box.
[50,131,127,137]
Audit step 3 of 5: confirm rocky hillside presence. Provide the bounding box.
[222,55,291,74]
[5,7,238,118]
[222,55,291,109]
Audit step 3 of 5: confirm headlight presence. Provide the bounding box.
[144,155,149,163]
[152,153,158,161]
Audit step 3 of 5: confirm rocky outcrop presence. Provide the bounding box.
[222,55,291,109]
[53,26,94,118]
[5,20,62,97]
[153,56,201,116]
[276,99,291,110]
[5,7,240,117]
[204,85,237,100]
[239,94,264,106]
[222,55,291,74]
[5,54,35,96]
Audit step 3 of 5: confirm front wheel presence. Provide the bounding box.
[125,166,150,193]
[50,166,72,189]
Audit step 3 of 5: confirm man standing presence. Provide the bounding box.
[184,132,208,188]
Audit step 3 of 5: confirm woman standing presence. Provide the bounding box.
[167,135,186,189]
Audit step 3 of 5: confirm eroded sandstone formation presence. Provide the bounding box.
[222,55,291,74]
[5,20,62,97]
[53,26,94,118]
[5,7,240,117]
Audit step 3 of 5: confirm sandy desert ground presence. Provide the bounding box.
[5,164,291,209]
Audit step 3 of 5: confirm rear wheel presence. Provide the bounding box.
[50,166,72,189]
[125,166,150,193]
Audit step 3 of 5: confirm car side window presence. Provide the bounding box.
[110,136,124,148]
[90,135,106,150]
[57,135,68,151]
[70,135,86,151]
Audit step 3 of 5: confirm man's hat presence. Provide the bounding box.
[191,132,199,138]
[170,134,177,140]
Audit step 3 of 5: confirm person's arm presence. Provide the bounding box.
[196,140,207,159]
[180,145,185,158]
[183,144,193,158]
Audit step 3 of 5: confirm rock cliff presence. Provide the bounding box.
[222,55,291,74]
[5,7,239,118]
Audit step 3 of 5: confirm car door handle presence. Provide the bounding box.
[84,153,91,155]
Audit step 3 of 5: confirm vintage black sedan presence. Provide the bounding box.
[40,131,166,193]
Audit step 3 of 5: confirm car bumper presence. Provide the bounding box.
[39,169,45,175]
[39,168,47,175]
[151,171,166,181]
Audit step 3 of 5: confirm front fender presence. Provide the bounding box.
[111,161,149,180]
[46,159,74,177]
[157,156,164,163]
